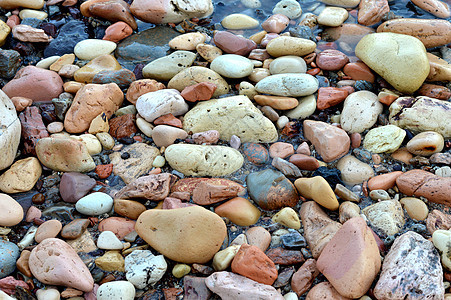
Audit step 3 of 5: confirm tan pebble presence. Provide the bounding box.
[169,32,206,51]
[0,157,42,193]
[391,147,412,164]
[367,171,403,191]
[16,250,32,277]
[296,142,310,155]
[88,113,109,134]
[266,36,316,57]
[196,43,222,63]
[369,189,390,200]
[47,121,64,133]
[249,30,267,44]
[339,201,360,223]
[269,142,294,158]
[335,184,360,202]
[406,131,444,156]
[337,155,374,185]
[172,264,191,278]
[248,67,271,82]
[239,81,258,100]
[295,176,339,210]
[10,96,32,112]
[74,55,121,83]
[245,226,271,252]
[317,7,349,27]
[272,207,300,229]
[212,245,241,271]
[19,9,47,20]
[114,199,146,220]
[215,197,261,226]
[63,81,85,94]
[221,14,259,30]
[400,197,428,221]
[50,54,75,72]
[254,95,299,110]
[35,219,62,243]
[95,250,125,272]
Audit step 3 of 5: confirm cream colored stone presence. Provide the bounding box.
[143,51,196,81]
[168,32,206,51]
[0,90,21,171]
[50,54,75,72]
[266,36,316,57]
[0,193,24,226]
[221,14,259,29]
[0,0,44,9]
[285,95,316,119]
[239,81,258,100]
[399,197,428,221]
[339,201,360,223]
[362,200,405,235]
[337,155,374,185]
[212,245,241,271]
[340,91,383,133]
[295,177,339,210]
[196,43,223,63]
[74,39,117,61]
[363,125,406,153]
[0,157,42,193]
[136,116,153,137]
[319,0,360,7]
[19,9,47,20]
[317,7,349,27]
[432,229,451,271]
[88,113,109,134]
[36,56,60,69]
[406,131,444,156]
[272,207,301,229]
[71,134,102,155]
[96,132,115,150]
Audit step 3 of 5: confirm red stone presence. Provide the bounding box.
[95,164,113,179]
[316,49,349,71]
[350,132,362,148]
[98,217,135,240]
[343,62,375,83]
[0,276,29,295]
[316,87,349,110]
[289,154,320,171]
[181,82,217,102]
[103,21,133,43]
[231,244,278,285]
[266,247,305,265]
[213,31,257,56]
[306,68,321,76]
[162,197,196,209]
[417,83,451,100]
[19,106,49,156]
[291,259,320,296]
[154,113,183,128]
[108,113,137,139]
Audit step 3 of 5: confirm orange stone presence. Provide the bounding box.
[343,62,375,83]
[316,87,349,110]
[103,21,133,43]
[367,171,403,191]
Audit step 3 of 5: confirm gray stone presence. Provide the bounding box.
[142,51,196,81]
[210,54,254,78]
[0,49,21,79]
[340,91,383,133]
[0,240,19,278]
[362,200,405,236]
[59,172,96,203]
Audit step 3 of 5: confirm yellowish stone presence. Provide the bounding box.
[399,197,428,221]
[74,55,121,83]
[0,157,42,193]
[172,264,191,278]
[0,20,11,47]
[221,14,259,29]
[95,251,125,272]
[271,207,301,229]
[50,54,76,72]
[317,7,349,27]
[19,9,48,20]
[88,113,109,134]
[294,176,339,210]
[212,245,241,271]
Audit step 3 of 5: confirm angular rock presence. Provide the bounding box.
[183,95,277,143]
[184,276,212,300]
[59,172,96,203]
[0,90,21,171]
[213,31,257,57]
[0,157,41,193]
[115,173,177,201]
[108,114,137,139]
[19,106,49,156]
[125,250,167,289]
[0,49,21,79]
[136,89,188,123]
[362,200,405,236]
[373,231,444,299]
[358,0,389,26]
[125,79,166,105]
[291,259,319,296]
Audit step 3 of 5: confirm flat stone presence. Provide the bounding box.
[59,172,96,203]
[210,54,254,78]
[213,31,257,56]
[35,219,62,243]
[98,217,136,240]
[306,282,351,300]
[358,0,389,26]
[255,74,319,97]
[95,250,125,272]
[266,36,316,57]
[115,173,176,201]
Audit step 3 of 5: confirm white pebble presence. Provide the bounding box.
[97,231,123,250]
[75,192,114,216]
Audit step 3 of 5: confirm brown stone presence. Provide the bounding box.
[289,154,319,171]
[59,172,96,203]
[291,259,320,296]
[11,97,32,112]
[426,209,451,235]
[214,197,261,226]
[115,173,177,201]
[231,244,278,285]
[245,226,271,252]
[81,0,137,30]
[266,247,305,265]
[300,201,342,258]
[316,49,349,71]
[184,276,212,300]
[35,219,63,243]
[317,217,381,298]
[316,87,349,110]
[125,79,165,105]
[269,142,294,159]
[261,14,289,33]
[358,0,390,26]
[367,171,403,191]
[2,66,63,102]
[343,62,375,83]
[114,199,146,220]
[154,113,183,128]
[19,106,49,156]
[16,250,32,277]
[192,181,243,205]
[254,95,298,110]
[181,82,217,102]
[61,218,90,239]
[306,282,351,300]
[411,0,451,18]
[103,21,133,43]
[171,178,245,196]
[416,83,451,100]
[64,83,124,134]
[396,169,451,207]
[108,113,137,139]
[163,288,183,300]
[213,31,257,56]
[98,217,136,240]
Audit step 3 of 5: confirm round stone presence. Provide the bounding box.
[97,281,135,300]
[97,231,123,250]
[75,192,114,216]
[269,56,307,75]
[363,125,406,153]
[399,197,428,221]
[406,131,445,156]
[74,39,117,61]
[0,193,24,226]
[210,54,254,78]
[215,197,261,226]
[273,0,302,19]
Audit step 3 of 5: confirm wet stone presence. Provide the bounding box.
[44,20,89,57]
[0,49,21,79]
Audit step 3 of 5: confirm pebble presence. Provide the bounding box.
[142,51,196,81]
[374,232,444,299]
[269,55,307,75]
[213,245,241,271]
[125,250,167,288]
[103,21,133,43]
[221,14,259,29]
[61,219,90,240]
[97,281,135,300]
[261,14,289,33]
[432,229,451,270]
[316,87,349,110]
[136,206,226,263]
[74,54,122,83]
[285,95,316,119]
[255,73,319,97]
[0,157,41,193]
[272,207,301,229]
[0,193,24,226]
[400,197,428,221]
[295,176,339,210]
[71,133,102,155]
[215,197,261,226]
[210,54,254,78]
[97,230,123,250]
[168,32,206,51]
[75,192,114,216]
[306,282,350,300]
[0,240,19,278]
[340,91,382,133]
[317,7,349,27]
[245,226,271,251]
[363,125,406,153]
[290,259,319,296]
[363,200,405,235]
[35,219,62,243]
[339,201,361,223]
[289,154,319,171]
[36,288,60,300]
[317,217,381,298]
[337,155,374,185]
[95,250,125,272]
[320,0,360,7]
[367,171,403,191]
[266,36,316,57]
[406,131,444,156]
[213,31,257,56]
[273,0,302,19]
[74,39,116,61]
[355,32,429,94]
[369,189,390,201]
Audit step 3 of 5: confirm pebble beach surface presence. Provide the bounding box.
[0,0,450,299]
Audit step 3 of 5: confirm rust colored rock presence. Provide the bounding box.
[95,163,113,179]
[192,181,244,205]
[316,87,349,110]
[367,171,403,191]
[108,113,137,139]
[231,244,278,285]
[377,18,451,48]
[358,0,390,26]
[291,259,320,297]
[411,0,451,18]
[64,83,124,134]
[154,114,183,128]
[19,106,49,156]
[316,49,349,71]
[181,81,217,102]
[103,21,133,43]
[254,95,299,110]
[306,282,351,300]
[125,79,166,105]
[343,62,375,83]
[426,209,451,235]
[416,83,451,100]
[350,132,361,148]
[2,66,63,103]
[289,154,319,171]
[171,178,245,196]
[300,201,342,258]
[114,199,146,219]
[396,169,451,207]
[115,173,177,201]
[213,31,257,56]
[303,120,350,162]
[98,217,135,240]
[163,288,183,300]
[61,218,90,239]
[81,0,137,30]
[317,217,381,298]
[266,247,305,265]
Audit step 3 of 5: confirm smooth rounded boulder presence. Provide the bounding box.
[0,193,24,227]
[0,90,21,171]
[255,74,319,97]
[135,206,227,263]
[355,32,429,94]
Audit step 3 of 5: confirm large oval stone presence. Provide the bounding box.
[0,193,24,227]
[165,144,243,176]
[29,238,94,292]
[135,206,226,263]
[183,95,278,143]
[0,90,20,171]
[355,32,429,94]
[255,74,319,97]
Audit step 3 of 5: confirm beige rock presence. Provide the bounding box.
[115,173,177,201]
[95,250,125,272]
[66,229,98,253]
[168,32,206,50]
[334,184,360,202]
[142,51,196,81]
[168,66,230,98]
[212,245,241,271]
[300,201,342,258]
[355,32,429,94]
[35,219,62,243]
[266,36,316,57]
[303,120,350,162]
[183,95,277,143]
[285,95,316,119]
[29,238,94,292]
[96,132,115,150]
[432,229,451,271]
[74,55,122,83]
[337,155,374,185]
[0,0,44,9]
[427,52,451,81]
[214,197,261,226]
[245,226,271,252]
[135,206,227,263]
[50,54,76,72]
[317,217,381,298]
[295,177,339,210]
[0,20,10,47]
[317,7,349,27]
[400,197,428,221]
[339,201,360,223]
[74,39,117,61]
[151,125,188,147]
[363,125,406,153]
[272,207,301,229]
[71,134,102,155]
[64,83,123,134]
[18,9,47,19]
[0,193,24,226]
[389,96,451,138]
[306,282,351,300]
[12,25,52,42]
[88,113,109,134]
[340,91,383,133]
[36,137,96,172]
[319,0,360,7]
[114,199,146,220]
[406,131,445,156]
[165,144,243,176]
[363,200,405,235]
[0,157,42,193]
[222,13,259,29]
[196,43,223,63]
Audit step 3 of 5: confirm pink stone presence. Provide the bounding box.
[19,106,49,156]
[25,206,41,222]
[261,14,290,33]
[103,21,133,43]
[296,142,310,155]
[181,82,217,102]
[29,238,94,292]
[35,219,63,243]
[316,50,349,71]
[358,0,390,26]
[269,142,294,159]
[213,31,257,56]
[192,130,220,145]
[0,276,29,295]
[98,217,136,240]
[343,62,375,83]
